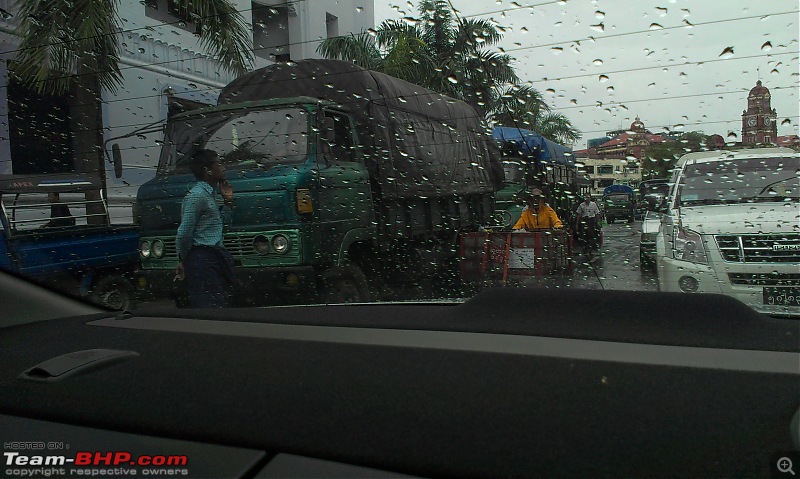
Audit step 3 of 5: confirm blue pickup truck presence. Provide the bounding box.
[0,174,139,310]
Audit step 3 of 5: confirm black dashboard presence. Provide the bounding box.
[1,271,799,478]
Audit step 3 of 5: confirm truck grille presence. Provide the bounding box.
[158,232,300,259]
[728,273,800,286]
[715,234,800,263]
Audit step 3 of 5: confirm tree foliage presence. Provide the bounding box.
[13,0,253,94]
[643,131,709,178]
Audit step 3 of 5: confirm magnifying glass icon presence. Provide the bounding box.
[778,457,796,475]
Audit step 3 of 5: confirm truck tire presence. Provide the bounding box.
[90,274,136,311]
[320,266,370,304]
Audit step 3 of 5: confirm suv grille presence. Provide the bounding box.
[728,273,800,286]
[715,234,800,263]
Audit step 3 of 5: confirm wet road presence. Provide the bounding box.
[567,220,660,292]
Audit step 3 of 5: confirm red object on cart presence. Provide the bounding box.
[460,230,572,287]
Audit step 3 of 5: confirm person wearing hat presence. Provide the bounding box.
[512,188,563,230]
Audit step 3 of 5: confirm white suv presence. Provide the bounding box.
[656,147,800,317]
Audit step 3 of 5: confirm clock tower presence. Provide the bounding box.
[741,80,777,145]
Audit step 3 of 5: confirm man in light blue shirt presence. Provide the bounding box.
[175,149,235,307]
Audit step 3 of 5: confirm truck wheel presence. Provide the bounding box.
[90,275,136,310]
[321,266,370,304]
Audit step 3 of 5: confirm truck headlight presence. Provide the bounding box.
[672,227,708,265]
[253,235,270,255]
[152,239,165,258]
[139,240,151,259]
[272,234,290,254]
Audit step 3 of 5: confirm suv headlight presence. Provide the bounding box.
[672,227,708,264]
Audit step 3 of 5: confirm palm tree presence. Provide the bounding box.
[11,0,252,222]
[317,0,517,112]
[490,85,581,147]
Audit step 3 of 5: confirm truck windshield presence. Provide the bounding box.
[678,157,799,206]
[158,108,310,175]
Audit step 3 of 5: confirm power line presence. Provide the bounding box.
[503,10,800,54]
[1,4,796,91]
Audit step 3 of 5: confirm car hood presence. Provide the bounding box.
[677,203,800,235]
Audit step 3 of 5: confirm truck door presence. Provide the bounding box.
[316,110,374,265]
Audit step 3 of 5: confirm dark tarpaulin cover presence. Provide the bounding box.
[218,59,501,199]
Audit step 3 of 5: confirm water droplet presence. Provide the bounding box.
[138,48,146,54]
[770,68,779,75]
[656,7,668,15]
[719,46,734,58]
[447,76,459,84]
[607,86,615,93]
[593,59,603,65]
[649,23,664,30]
[520,27,529,33]
[550,46,564,54]
[546,88,556,94]
[595,10,605,20]
[356,6,363,12]
[591,23,604,32]
[599,75,609,82]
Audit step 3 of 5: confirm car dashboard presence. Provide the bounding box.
[1,270,799,478]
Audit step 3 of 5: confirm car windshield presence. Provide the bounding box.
[0,0,797,319]
[678,157,799,206]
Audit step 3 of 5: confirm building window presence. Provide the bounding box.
[598,165,613,175]
[253,2,291,60]
[7,67,74,174]
[145,0,202,34]
[764,136,772,144]
[326,13,339,39]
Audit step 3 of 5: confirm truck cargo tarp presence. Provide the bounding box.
[491,127,574,166]
[218,59,500,199]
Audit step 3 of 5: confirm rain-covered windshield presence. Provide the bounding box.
[159,108,310,175]
[0,0,797,316]
[678,157,799,206]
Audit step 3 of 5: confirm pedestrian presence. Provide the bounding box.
[43,192,75,228]
[175,149,237,308]
[575,196,601,249]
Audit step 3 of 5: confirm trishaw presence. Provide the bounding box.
[460,228,573,289]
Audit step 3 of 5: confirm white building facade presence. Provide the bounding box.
[0,0,374,221]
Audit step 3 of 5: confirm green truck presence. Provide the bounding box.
[131,59,502,304]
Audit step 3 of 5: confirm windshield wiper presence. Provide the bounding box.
[757,177,799,196]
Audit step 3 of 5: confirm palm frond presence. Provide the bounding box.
[185,0,253,76]
[317,32,383,71]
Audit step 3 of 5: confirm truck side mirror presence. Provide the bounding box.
[112,144,123,179]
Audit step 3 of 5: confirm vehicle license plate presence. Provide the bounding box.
[763,288,800,307]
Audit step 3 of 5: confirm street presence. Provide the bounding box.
[567,220,659,292]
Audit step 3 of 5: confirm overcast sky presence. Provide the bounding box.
[373,0,800,148]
